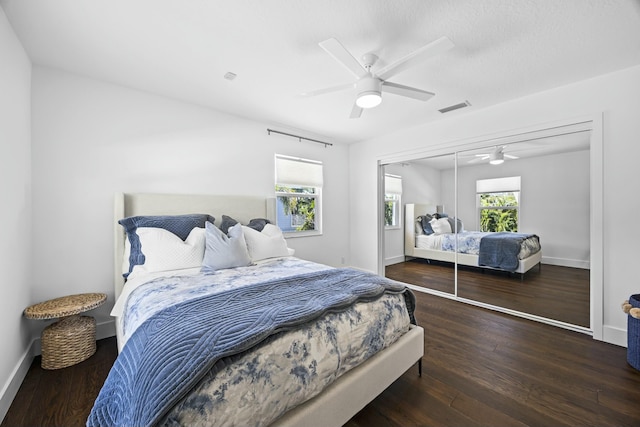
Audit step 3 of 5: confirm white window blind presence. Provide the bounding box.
[275,155,323,187]
[476,176,520,193]
[385,174,403,195]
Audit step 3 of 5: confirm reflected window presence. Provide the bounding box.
[384,174,402,229]
[476,176,520,232]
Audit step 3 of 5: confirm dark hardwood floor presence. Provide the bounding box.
[1,337,117,427]
[347,291,640,427]
[386,259,590,327]
[3,291,638,427]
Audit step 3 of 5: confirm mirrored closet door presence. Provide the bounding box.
[384,153,456,295]
[383,123,593,329]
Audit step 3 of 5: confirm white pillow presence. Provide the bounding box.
[242,224,290,262]
[202,222,251,271]
[129,226,205,276]
[430,217,452,235]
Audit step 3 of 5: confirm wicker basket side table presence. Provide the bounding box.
[24,293,107,370]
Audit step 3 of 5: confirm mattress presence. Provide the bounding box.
[101,257,413,427]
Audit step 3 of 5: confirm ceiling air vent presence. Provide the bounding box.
[438,100,471,114]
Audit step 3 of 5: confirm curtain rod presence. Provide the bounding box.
[267,128,333,148]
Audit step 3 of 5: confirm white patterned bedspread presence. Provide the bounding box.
[112,257,412,426]
[113,257,331,345]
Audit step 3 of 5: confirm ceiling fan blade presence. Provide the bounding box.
[376,36,455,81]
[300,82,354,97]
[468,154,491,163]
[505,154,519,159]
[319,38,368,79]
[381,81,435,101]
[350,103,363,119]
[468,157,486,163]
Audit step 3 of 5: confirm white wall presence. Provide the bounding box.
[30,66,351,335]
[350,64,640,346]
[0,8,32,420]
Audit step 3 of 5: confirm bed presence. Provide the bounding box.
[404,203,542,275]
[88,193,424,427]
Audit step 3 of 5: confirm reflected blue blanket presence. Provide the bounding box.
[87,268,413,427]
[478,232,537,272]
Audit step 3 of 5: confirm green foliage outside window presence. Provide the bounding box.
[479,193,518,232]
[384,200,394,226]
[276,185,316,231]
[384,193,400,227]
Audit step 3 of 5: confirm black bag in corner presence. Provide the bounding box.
[628,294,640,370]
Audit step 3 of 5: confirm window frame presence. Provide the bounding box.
[274,155,323,237]
[384,193,402,230]
[476,176,521,232]
[384,174,403,230]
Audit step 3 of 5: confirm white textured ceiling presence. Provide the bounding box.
[3,0,640,144]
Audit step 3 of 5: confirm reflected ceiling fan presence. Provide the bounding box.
[469,146,519,165]
[302,36,454,118]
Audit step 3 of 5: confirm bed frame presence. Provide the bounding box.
[113,192,424,427]
[405,203,542,274]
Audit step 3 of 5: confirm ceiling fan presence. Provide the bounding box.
[302,36,454,118]
[468,146,519,165]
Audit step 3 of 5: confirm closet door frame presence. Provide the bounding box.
[377,114,603,340]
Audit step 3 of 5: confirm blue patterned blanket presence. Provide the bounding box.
[478,232,537,271]
[87,268,414,427]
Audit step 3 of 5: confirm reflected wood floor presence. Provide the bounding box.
[386,259,590,327]
[4,292,638,427]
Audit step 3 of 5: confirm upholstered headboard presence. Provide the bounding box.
[113,193,276,300]
[404,203,439,255]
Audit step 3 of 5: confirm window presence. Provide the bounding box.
[384,174,402,229]
[476,176,520,232]
[275,155,322,236]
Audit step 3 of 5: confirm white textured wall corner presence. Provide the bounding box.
[0,6,32,423]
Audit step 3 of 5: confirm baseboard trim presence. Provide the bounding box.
[603,324,627,348]
[97,318,116,341]
[542,256,590,269]
[384,255,405,266]
[0,339,36,424]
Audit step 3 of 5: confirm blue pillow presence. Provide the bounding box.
[446,217,464,233]
[419,215,434,235]
[119,214,215,277]
[247,218,271,232]
[219,215,239,234]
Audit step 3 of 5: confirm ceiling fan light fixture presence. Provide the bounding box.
[489,151,504,165]
[356,91,382,108]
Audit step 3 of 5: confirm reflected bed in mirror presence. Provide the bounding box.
[404,203,542,277]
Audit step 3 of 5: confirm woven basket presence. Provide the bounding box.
[628,294,640,371]
[24,293,106,320]
[41,315,96,370]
